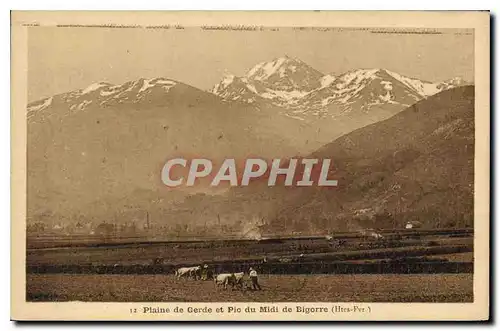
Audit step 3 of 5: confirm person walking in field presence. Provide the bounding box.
[249,267,262,290]
[201,264,210,280]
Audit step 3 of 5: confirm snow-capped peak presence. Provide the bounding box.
[244,56,318,83]
[445,77,466,85]
[81,82,111,95]
[211,55,325,107]
[138,78,177,93]
[319,74,336,89]
[437,77,468,90]
[246,57,290,81]
[383,69,467,98]
[27,96,53,117]
[333,69,380,89]
[211,74,236,94]
[27,77,180,121]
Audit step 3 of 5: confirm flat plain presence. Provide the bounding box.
[26,229,474,302]
[27,273,473,302]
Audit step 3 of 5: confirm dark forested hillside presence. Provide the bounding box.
[264,86,474,233]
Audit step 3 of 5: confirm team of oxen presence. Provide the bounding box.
[175,265,248,290]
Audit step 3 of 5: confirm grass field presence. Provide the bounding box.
[27,274,473,303]
[26,233,473,267]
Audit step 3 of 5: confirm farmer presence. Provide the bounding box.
[201,264,209,280]
[249,267,262,290]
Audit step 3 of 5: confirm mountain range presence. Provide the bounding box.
[26,56,472,233]
[211,56,467,120]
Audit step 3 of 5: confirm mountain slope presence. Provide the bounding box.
[261,86,474,233]
[27,78,307,223]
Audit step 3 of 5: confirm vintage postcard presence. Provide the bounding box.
[11,11,490,321]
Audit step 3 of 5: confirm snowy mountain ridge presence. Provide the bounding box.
[27,56,469,124]
[28,78,179,121]
[211,56,469,119]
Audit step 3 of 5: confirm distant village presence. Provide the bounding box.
[28,219,155,237]
[26,213,266,240]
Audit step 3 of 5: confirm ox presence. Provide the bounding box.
[175,266,201,280]
[214,272,245,290]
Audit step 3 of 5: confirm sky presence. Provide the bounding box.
[28,27,474,102]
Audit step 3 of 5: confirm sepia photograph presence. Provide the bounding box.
[11,11,490,321]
